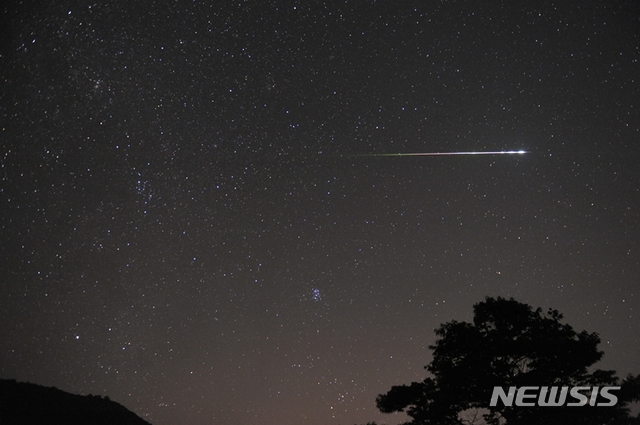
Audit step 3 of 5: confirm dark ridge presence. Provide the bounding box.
[0,379,152,425]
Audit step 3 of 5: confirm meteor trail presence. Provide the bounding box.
[363,150,527,157]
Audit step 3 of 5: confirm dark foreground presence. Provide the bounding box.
[0,379,151,425]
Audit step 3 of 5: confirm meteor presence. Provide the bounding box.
[363,150,527,157]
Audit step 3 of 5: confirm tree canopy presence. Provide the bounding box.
[376,297,640,425]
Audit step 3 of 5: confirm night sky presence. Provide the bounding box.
[1,1,639,424]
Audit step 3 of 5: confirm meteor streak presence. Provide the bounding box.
[364,150,527,157]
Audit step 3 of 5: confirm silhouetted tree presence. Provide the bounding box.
[376,297,640,425]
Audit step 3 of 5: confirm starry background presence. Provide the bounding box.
[1,1,639,424]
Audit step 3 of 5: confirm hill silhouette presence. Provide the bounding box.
[0,379,152,425]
